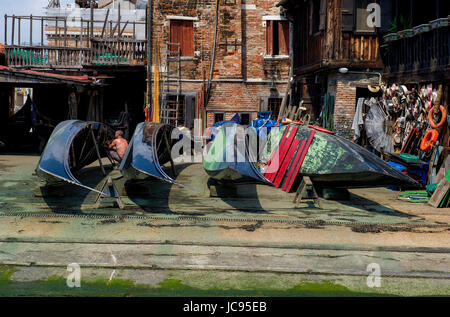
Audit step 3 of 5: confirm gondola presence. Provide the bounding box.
[204,123,420,191]
[119,122,182,186]
[36,120,115,194]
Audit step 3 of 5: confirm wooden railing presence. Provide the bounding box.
[5,39,147,68]
[382,22,449,74]
[90,39,147,66]
[5,45,90,68]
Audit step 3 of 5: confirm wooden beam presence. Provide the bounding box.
[4,15,7,46]
[30,15,33,45]
[101,9,110,38]
[11,15,15,45]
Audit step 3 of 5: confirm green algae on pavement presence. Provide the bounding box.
[0,267,391,297]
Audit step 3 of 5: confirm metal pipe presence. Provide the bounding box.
[146,1,153,115]
[206,0,220,105]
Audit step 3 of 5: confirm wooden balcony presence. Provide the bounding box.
[5,39,147,69]
[382,20,450,81]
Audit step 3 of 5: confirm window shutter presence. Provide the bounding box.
[170,20,182,56]
[266,20,273,55]
[278,21,290,55]
[342,0,355,32]
[170,20,194,57]
[182,21,194,56]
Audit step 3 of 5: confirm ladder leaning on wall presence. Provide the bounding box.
[160,42,182,127]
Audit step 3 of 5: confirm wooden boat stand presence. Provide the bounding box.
[94,176,125,209]
[293,176,320,208]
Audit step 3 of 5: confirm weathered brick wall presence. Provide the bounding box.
[328,72,380,138]
[152,0,290,126]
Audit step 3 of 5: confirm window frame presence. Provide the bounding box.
[169,18,195,57]
[264,16,290,57]
[214,112,225,124]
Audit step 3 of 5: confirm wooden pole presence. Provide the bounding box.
[80,19,83,47]
[11,15,15,45]
[118,21,129,38]
[118,3,121,39]
[4,15,7,46]
[90,2,94,42]
[30,15,33,45]
[64,17,67,47]
[18,17,21,45]
[41,17,44,46]
[101,9,110,38]
[55,17,58,46]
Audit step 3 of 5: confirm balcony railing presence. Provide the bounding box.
[382,18,449,74]
[5,45,90,69]
[90,38,147,66]
[5,39,147,69]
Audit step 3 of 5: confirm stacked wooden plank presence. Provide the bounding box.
[263,126,315,193]
[428,170,450,208]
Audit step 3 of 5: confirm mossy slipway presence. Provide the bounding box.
[0,155,449,297]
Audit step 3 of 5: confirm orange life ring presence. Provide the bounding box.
[428,105,447,129]
[420,129,439,152]
[308,125,335,134]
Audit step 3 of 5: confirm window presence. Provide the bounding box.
[170,20,194,57]
[268,98,282,118]
[214,113,224,123]
[240,113,250,125]
[355,0,376,33]
[311,0,321,34]
[266,20,289,56]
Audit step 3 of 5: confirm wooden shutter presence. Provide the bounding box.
[278,21,290,55]
[182,21,194,57]
[266,20,273,55]
[342,0,355,32]
[170,20,194,57]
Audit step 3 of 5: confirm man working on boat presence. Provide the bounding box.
[107,130,128,165]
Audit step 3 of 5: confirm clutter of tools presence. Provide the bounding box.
[352,83,450,207]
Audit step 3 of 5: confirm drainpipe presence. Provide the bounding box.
[206,0,220,105]
[146,0,153,116]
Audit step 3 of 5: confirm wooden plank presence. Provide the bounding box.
[263,127,290,176]
[265,127,298,183]
[284,130,316,193]
[429,179,450,208]
[274,138,301,188]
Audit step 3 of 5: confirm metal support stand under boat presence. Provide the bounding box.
[163,130,177,178]
[90,127,106,176]
[293,176,320,208]
[94,176,124,209]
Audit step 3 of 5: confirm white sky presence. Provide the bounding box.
[0,0,75,44]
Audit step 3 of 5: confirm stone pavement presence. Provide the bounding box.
[0,154,449,296]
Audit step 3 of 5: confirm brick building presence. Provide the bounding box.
[278,0,390,138]
[150,0,290,128]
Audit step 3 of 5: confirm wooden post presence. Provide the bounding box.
[80,19,83,47]
[11,15,15,45]
[41,17,44,46]
[18,17,21,45]
[118,3,121,39]
[64,17,67,47]
[30,15,33,45]
[4,15,7,46]
[55,17,58,46]
[101,9,110,38]
[90,2,94,44]
[119,21,129,38]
